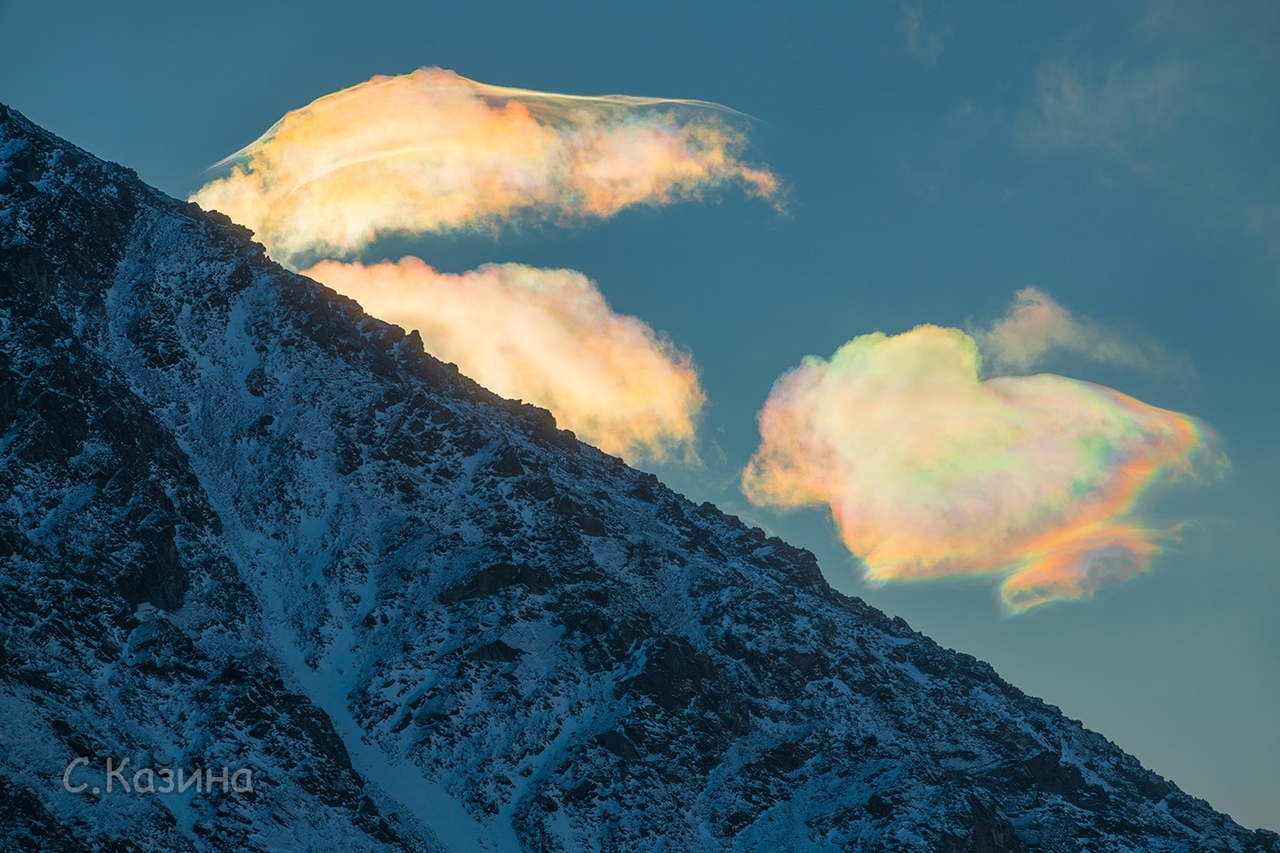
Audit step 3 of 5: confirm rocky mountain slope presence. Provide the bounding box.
[1,102,1275,851]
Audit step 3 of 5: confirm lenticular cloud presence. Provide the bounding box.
[742,323,1226,612]
[305,258,703,462]
[192,67,779,266]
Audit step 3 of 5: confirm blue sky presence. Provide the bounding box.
[2,0,1276,829]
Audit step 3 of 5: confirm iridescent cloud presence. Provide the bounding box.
[191,69,776,461]
[742,321,1225,612]
[192,67,780,266]
[305,258,703,462]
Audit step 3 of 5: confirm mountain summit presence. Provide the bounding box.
[1,103,1274,851]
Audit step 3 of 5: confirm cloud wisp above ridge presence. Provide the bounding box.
[192,67,780,267]
[975,286,1190,377]
[192,68,781,461]
[743,298,1226,612]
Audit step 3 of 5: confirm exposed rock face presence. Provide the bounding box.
[1,103,1276,851]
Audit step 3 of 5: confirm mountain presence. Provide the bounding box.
[0,102,1275,852]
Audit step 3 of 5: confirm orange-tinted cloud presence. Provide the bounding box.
[742,323,1225,612]
[977,287,1188,376]
[190,69,775,462]
[192,67,780,266]
[305,258,704,462]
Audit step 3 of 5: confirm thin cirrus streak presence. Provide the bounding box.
[741,322,1226,612]
[304,258,705,463]
[192,67,781,266]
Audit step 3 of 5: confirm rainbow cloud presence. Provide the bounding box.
[305,258,703,462]
[742,319,1226,612]
[192,67,779,266]
[193,68,778,461]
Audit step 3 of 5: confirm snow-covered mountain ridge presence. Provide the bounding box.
[1,103,1275,851]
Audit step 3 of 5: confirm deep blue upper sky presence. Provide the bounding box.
[2,0,1276,829]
